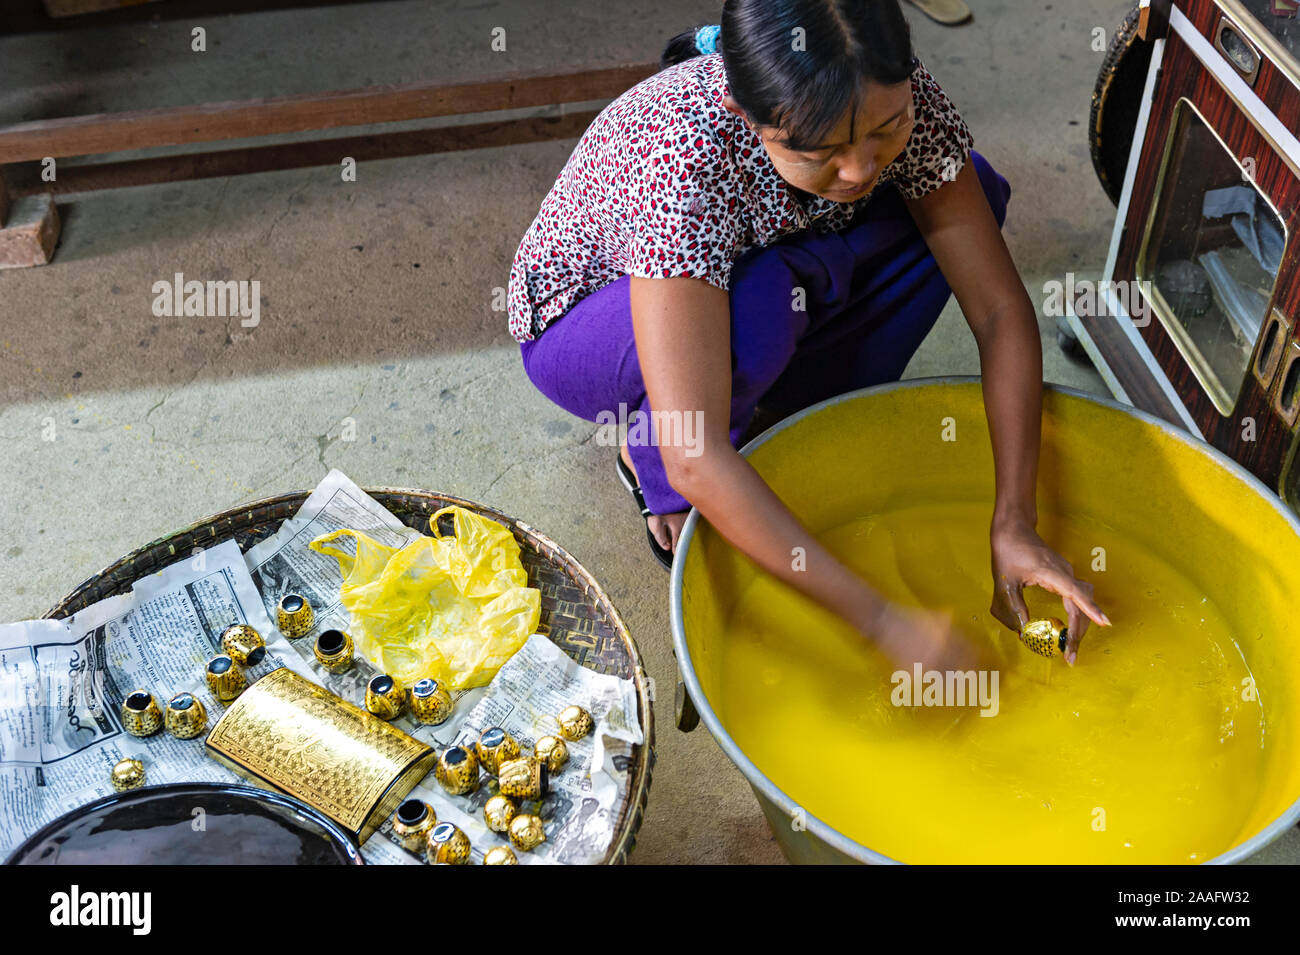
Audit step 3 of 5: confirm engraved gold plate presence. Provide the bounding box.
[205,668,436,844]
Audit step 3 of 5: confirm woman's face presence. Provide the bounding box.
[725,79,915,202]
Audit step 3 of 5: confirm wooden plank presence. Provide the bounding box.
[2,109,602,195]
[0,194,60,269]
[0,63,657,163]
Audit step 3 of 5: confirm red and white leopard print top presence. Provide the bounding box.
[507,52,974,343]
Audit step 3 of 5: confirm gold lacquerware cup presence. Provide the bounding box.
[391,798,437,853]
[434,745,480,795]
[205,654,247,702]
[120,690,163,737]
[221,623,267,667]
[365,674,405,721]
[425,822,471,865]
[276,592,315,639]
[409,678,453,725]
[475,726,521,775]
[313,629,354,673]
[165,691,208,739]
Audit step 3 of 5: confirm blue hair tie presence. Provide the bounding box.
[695,24,721,55]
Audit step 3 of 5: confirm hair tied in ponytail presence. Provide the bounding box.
[694,25,721,54]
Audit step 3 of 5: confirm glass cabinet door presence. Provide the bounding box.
[1228,1,1300,76]
[1137,98,1288,414]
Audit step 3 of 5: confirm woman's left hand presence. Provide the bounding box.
[989,517,1111,665]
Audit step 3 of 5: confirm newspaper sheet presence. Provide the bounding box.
[0,539,315,857]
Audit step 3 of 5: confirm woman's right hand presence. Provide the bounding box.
[865,600,981,674]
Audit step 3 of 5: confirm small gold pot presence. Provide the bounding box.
[111,757,146,792]
[534,735,569,773]
[164,692,208,739]
[475,726,521,775]
[119,690,163,737]
[1020,617,1069,658]
[483,846,518,865]
[425,822,472,865]
[220,623,267,667]
[391,798,436,853]
[409,678,453,725]
[365,674,405,721]
[483,794,517,833]
[435,745,480,795]
[313,629,354,673]
[558,705,593,741]
[205,655,247,702]
[508,814,545,852]
[276,592,315,638]
[498,755,548,801]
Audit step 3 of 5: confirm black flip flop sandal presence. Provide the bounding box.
[615,453,674,570]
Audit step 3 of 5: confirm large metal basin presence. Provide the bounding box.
[670,378,1300,864]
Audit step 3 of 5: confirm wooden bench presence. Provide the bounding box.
[0,61,658,267]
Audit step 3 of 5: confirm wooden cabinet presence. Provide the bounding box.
[1077,0,1300,513]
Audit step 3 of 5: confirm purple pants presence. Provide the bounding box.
[520,149,1010,514]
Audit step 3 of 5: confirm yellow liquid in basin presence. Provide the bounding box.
[717,501,1267,863]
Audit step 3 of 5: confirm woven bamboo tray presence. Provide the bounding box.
[45,487,655,865]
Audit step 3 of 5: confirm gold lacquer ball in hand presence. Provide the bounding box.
[365,674,405,721]
[475,726,521,775]
[483,846,518,865]
[313,629,354,673]
[425,822,472,865]
[276,592,315,639]
[507,814,545,852]
[534,735,568,773]
[119,690,162,737]
[435,745,480,795]
[220,623,267,667]
[391,798,436,853]
[409,678,453,725]
[111,757,146,792]
[483,794,517,833]
[1020,617,1069,658]
[205,654,247,702]
[164,692,208,739]
[498,755,548,800]
[558,705,593,741]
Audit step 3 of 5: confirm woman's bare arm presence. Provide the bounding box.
[905,160,1110,660]
[630,274,973,669]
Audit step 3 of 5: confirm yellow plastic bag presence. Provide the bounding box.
[308,505,540,690]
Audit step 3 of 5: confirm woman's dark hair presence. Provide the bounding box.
[661,0,915,152]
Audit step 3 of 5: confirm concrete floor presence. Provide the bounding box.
[1,0,1296,864]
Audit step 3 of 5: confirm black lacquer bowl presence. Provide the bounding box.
[5,783,363,865]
